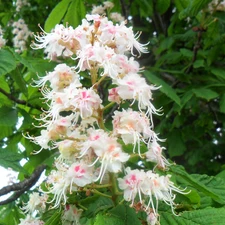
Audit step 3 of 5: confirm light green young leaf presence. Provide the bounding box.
[64,0,86,28]
[192,88,218,101]
[144,71,181,105]
[44,0,72,32]
[0,49,16,76]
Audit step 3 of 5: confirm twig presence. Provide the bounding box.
[185,29,204,74]
[0,164,46,205]
[0,87,42,111]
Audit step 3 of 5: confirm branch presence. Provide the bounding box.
[0,87,42,111]
[185,28,205,74]
[0,164,46,205]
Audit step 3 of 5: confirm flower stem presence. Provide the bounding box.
[90,67,98,86]
[109,173,120,205]
[102,102,116,112]
[91,189,112,198]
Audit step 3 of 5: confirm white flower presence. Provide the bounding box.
[21,192,48,213]
[12,19,31,53]
[103,1,114,9]
[146,212,159,225]
[67,161,94,188]
[115,73,159,117]
[108,87,120,103]
[91,5,105,15]
[62,205,82,225]
[46,163,70,208]
[80,129,129,183]
[69,87,102,118]
[32,24,75,59]
[110,12,125,22]
[118,167,147,205]
[18,215,44,225]
[58,139,80,161]
[35,64,81,91]
[146,139,170,169]
[113,108,153,156]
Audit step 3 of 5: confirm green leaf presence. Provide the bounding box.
[161,207,225,225]
[45,209,62,225]
[17,108,33,130]
[192,88,219,101]
[0,106,17,126]
[93,205,141,225]
[179,0,212,19]
[174,0,189,12]
[156,0,170,15]
[211,67,225,80]
[167,130,186,157]
[0,147,25,172]
[180,48,193,58]
[109,205,142,225]
[10,69,28,97]
[170,165,225,204]
[0,49,16,76]
[0,204,23,225]
[64,0,86,28]
[191,173,225,203]
[93,213,123,225]
[44,0,72,32]
[193,59,204,68]
[220,94,225,113]
[0,76,12,107]
[180,91,193,108]
[82,196,114,218]
[145,71,181,105]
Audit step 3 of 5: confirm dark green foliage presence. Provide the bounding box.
[1,0,225,224]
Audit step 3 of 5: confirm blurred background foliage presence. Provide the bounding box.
[1,0,225,223]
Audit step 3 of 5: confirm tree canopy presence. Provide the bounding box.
[1,0,225,224]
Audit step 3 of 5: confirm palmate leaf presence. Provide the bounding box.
[82,196,114,218]
[161,207,225,225]
[92,205,142,225]
[170,165,225,205]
